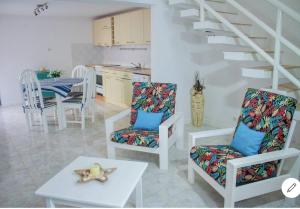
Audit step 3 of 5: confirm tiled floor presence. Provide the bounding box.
[0,99,299,208]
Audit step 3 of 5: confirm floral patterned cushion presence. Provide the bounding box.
[111,82,177,148]
[111,127,160,148]
[190,89,297,187]
[238,88,297,153]
[190,145,278,186]
[130,82,177,125]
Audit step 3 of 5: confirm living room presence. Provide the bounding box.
[0,0,300,208]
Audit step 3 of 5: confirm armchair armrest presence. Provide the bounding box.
[189,127,235,148]
[105,108,130,141]
[105,108,131,124]
[159,112,184,150]
[228,148,300,169]
[159,112,183,129]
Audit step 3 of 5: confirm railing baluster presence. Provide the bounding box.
[200,0,205,22]
[273,9,282,90]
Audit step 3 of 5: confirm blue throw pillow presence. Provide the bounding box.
[133,110,164,131]
[230,122,265,156]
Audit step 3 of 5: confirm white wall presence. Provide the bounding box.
[151,0,300,128]
[0,15,92,106]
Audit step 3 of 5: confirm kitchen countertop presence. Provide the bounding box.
[86,64,151,76]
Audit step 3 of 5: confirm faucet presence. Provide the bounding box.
[131,62,142,69]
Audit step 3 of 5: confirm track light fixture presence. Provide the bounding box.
[33,3,48,16]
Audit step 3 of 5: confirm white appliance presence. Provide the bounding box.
[95,65,104,95]
[132,73,150,82]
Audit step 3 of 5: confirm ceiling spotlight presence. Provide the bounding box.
[33,3,48,16]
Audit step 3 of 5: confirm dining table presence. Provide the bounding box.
[39,77,83,130]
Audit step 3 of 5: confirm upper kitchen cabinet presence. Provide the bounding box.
[94,9,151,46]
[113,14,122,45]
[143,9,151,44]
[93,17,113,46]
[113,9,151,45]
[114,10,143,45]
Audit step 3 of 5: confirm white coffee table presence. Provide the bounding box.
[35,156,148,208]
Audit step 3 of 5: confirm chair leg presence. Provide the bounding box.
[159,127,169,170]
[81,109,85,130]
[25,111,32,130]
[224,197,235,208]
[285,155,300,206]
[41,112,48,133]
[91,100,96,123]
[224,163,237,208]
[107,144,116,159]
[159,151,168,170]
[188,158,195,184]
[176,115,184,150]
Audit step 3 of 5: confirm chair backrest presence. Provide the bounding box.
[72,65,88,78]
[130,82,177,125]
[20,69,44,110]
[236,88,298,154]
[81,70,94,106]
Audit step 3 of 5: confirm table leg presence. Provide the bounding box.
[46,198,55,208]
[55,94,66,129]
[135,178,143,208]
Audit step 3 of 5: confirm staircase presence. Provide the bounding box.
[169,0,300,120]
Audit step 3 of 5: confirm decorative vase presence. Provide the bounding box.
[191,89,204,127]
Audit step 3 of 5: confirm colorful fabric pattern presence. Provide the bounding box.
[190,88,297,187]
[130,82,177,125]
[190,145,277,186]
[111,127,160,148]
[238,88,297,153]
[111,82,177,148]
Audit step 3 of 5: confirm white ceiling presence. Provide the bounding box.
[0,0,150,18]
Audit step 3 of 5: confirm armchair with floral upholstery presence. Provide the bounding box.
[188,88,300,207]
[105,82,184,170]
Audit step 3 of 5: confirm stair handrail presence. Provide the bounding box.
[226,0,300,60]
[266,0,300,23]
[193,0,300,89]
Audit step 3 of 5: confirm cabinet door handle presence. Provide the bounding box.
[126,41,135,44]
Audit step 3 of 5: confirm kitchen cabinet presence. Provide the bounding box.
[102,69,133,107]
[113,9,150,45]
[93,17,112,46]
[143,9,151,44]
[113,15,122,45]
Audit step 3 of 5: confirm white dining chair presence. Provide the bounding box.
[89,69,96,123]
[69,65,88,97]
[20,69,59,133]
[62,70,94,129]
[70,65,96,123]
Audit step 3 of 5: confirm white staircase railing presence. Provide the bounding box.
[194,0,300,90]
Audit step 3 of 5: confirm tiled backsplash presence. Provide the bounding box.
[71,43,151,67]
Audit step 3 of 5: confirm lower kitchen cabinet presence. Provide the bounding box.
[103,70,133,107]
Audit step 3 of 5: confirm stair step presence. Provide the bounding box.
[294,104,300,120]
[207,35,266,46]
[241,65,300,79]
[170,0,237,15]
[194,20,251,32]
[181,8,239,20]
[181,9,250,25]
[224,50,279,61]
[169,0,197,9]
[278,82,300,92]
[206,0,226,3]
